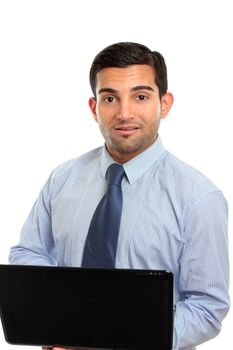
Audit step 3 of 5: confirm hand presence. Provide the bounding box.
[42,346,82,350]
[42,347,82,350]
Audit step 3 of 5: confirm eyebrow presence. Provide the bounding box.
[98,85,155,95]
[131,85,155,92]
[98,88,117,95]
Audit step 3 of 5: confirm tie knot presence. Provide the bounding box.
[106,163,125,187]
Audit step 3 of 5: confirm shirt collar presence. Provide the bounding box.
[100,135,166,184]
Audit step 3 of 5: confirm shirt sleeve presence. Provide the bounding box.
[173,191,230,349]
[9,173,57,266]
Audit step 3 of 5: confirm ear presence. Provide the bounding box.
[160,92,174,119]
[89,97,98,122]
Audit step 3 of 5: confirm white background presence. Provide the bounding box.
[0,0,232,349]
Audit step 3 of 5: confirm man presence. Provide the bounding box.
[9,42,229,350]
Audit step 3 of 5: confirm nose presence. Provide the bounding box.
[116,100,134,121]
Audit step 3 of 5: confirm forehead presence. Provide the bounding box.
[95,64,157,91]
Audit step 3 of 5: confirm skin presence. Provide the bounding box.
[42,348,78,350]
[89,64,174,164]
[41,64,173,350]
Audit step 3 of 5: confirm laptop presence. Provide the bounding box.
[0,264,173,349]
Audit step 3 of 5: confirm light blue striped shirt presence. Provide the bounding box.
[9,136,230,350]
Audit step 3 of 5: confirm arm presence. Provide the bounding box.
[173,191,230,349]
[9,174,57,266]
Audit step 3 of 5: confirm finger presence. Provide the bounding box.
[52,348,82,350]
[52,348,81,350]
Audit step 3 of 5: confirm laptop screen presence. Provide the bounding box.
[0,264,173,349]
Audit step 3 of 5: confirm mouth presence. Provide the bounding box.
[114,125,140,136]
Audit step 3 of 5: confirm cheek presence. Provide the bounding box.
[95,113,112,136]
[141,107,161,126]
[96,108,114,127]
[151,104,161,116]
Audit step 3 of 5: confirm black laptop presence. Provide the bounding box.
[0,264,173,349]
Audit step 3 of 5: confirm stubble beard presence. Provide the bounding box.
[109,135,149,155]
[103,128,158,158]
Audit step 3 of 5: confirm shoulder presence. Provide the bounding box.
[51,147,103,180]
[157,150,228,228]
[43,147,103,197]
[161,150,220,193]
[53,147,103,172]
[156,150,228,216]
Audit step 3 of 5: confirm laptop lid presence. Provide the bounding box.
[0,264,173,349]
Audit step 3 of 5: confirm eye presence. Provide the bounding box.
[103,96,117,103]
[136,94,148,101]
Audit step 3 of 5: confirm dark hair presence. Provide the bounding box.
[89,42,168,99]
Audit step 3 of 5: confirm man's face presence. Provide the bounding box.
[89,64,173,163]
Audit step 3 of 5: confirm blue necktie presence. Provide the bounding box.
[82,163,125,268]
